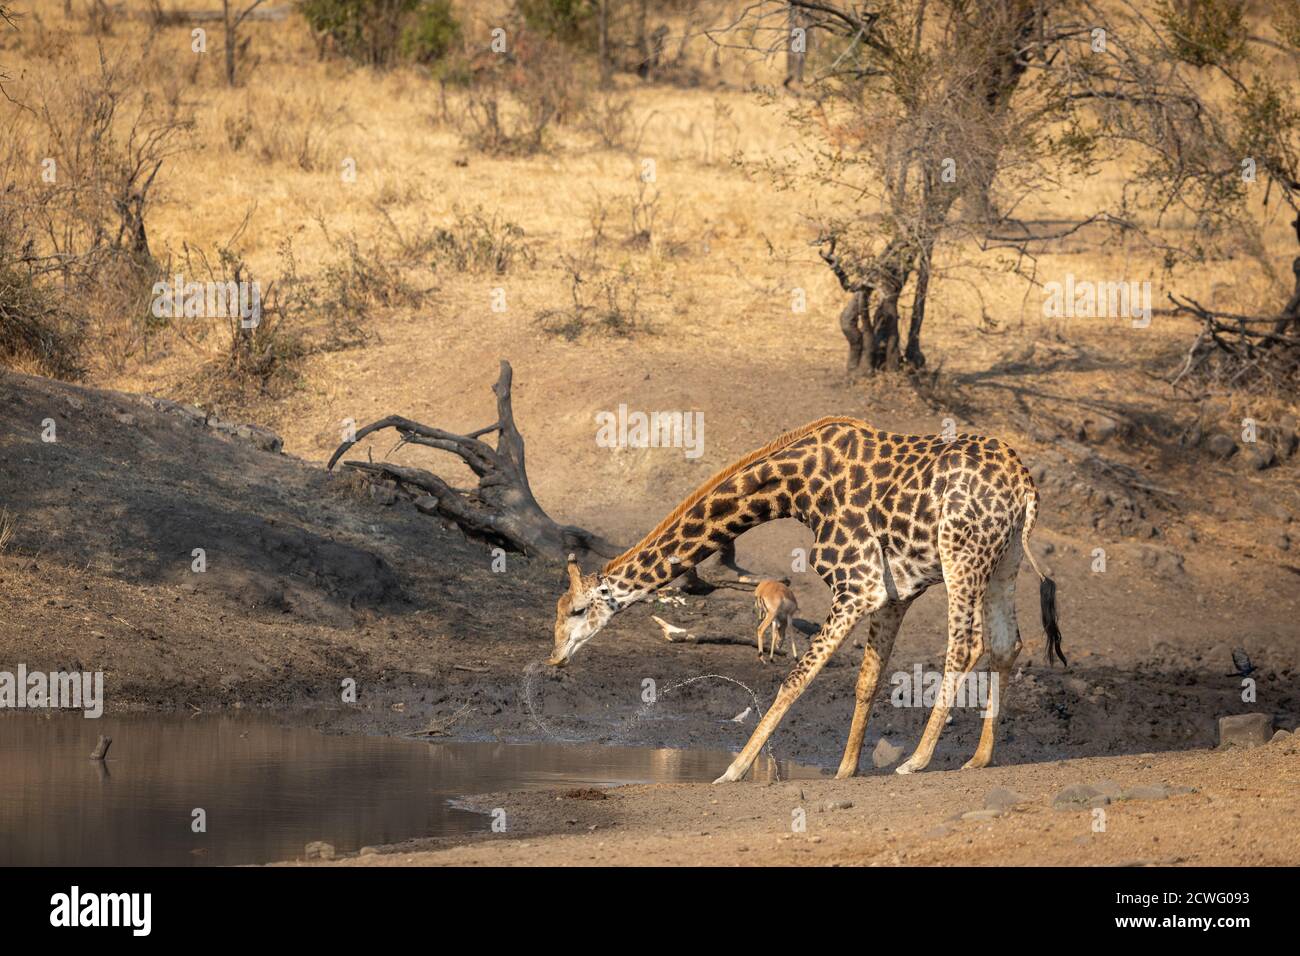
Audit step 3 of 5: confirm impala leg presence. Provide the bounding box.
[755,610,774,661]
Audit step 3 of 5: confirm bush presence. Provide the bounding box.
[400,0,460,64]
[518,0,596,48]
[0,267,83,379]
[300,0,461,68]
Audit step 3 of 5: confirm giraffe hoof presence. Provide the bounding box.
[834,767,857,780]
[961,757,990,770]
[895,760,920,775]
[713,770,739,784]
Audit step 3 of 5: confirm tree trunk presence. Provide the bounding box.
[838,289,871,378]
[223,2,237,86]
[597,0,612,87]
[327,360,624,562]
[906,238,934,368]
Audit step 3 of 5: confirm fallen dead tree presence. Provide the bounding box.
[327,359,622,562]
[327,360,782,592]
[1169,216,1300,391]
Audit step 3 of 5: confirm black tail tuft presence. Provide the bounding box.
[1039,576,1066,667]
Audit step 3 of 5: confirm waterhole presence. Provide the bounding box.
[0,713,818,866]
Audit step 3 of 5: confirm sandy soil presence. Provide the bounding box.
[300,740,1300,867]
[3,6,1299,869]
[3,370,1298,866]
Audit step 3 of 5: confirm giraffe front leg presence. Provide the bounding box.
[715,593,878,784]
[835,600,910,779]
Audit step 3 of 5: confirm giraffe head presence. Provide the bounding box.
[547,554,619,667]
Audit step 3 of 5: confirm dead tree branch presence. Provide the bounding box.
[327,360,623,562]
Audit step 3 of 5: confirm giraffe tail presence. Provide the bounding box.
[1021,485,1067,668]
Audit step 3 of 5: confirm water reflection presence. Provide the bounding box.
[0,713,816,866]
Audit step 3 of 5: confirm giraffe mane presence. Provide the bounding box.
[602,415,866,575]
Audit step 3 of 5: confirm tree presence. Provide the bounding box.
[221,0,268,86]
[712,1,1299,381]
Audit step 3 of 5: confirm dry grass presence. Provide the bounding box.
[0,2,1294,475]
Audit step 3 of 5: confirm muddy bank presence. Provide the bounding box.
[289,737,1300,866]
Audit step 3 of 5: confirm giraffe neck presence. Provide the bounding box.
[601,458,793,599]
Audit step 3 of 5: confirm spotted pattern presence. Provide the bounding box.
[589,416,1054,782]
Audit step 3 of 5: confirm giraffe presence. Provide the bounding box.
[547,416,1065,783]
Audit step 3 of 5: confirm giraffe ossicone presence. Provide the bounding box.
[547,416,1065,781]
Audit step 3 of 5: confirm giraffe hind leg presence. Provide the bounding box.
[896,563,993,775]
[964,537,1022,770]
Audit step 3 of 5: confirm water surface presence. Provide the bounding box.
[0,713,817,866]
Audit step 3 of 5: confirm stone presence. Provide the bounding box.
[304,841,335,860]
[1205,433,1237,460]
[1270,729,1293,745]
[1135,544,1185,575]
[1053,784,1109,811]
[1277,415,1298,459]
[819,799,853,812]
[1276,533,1292,553]
[358,846,380,856]
[1091,779,1125,800]
[1238,442,1276,471]
[984,788,1029,812]
[872,736,904,769]
[1082,414,1119,443]
[961,809,1004,822]
[1217,713,1274,749]
[1118,785,1170,801]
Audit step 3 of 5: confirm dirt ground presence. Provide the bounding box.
[2,369,1298,866]
[2,5,1299,868]
[299,741,1300,867]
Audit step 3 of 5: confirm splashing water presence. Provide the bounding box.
[519,662,784,780]
[521,660,582,743]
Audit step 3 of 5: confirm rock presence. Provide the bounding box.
[1205,433,1237,460]
[1238,442,1276,471]
[304,841,335,860]
[1217,713,1274,749]
[961,809,1004,821]
[1052,784,1109,811]
[240,423,283,453]
[819,799,853,812]
[872,736,904,769]
[1277,415,1298,459]
[984,787,1029,812]
[1091,779,1125,800]
[1119,785,1169,801]
[1276,533,1292,553]
[1134,544,1184,575]
[358,846,380,856]
[1081,414,1119,443]
[1270,729,1293,745]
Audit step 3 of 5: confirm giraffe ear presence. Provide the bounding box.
[566,553,583,593]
